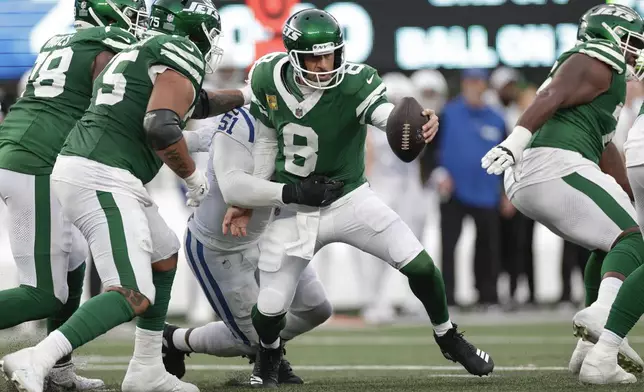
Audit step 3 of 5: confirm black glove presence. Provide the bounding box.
[282,175,344,207]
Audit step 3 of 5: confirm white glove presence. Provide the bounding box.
[240,83,252,106]
[184,169,209,207]
[481,126,533,175]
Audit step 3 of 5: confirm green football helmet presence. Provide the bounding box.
[283,8,346,90]
[578,3,644,79]
[147,0,223,73]
[74,0,148,38]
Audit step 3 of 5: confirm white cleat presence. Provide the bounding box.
[44,362,105,392]
[569,339,593,374]
[579,342,637,384]
[121,359,199,392]
[573,305,644,374]
[1,348,48,392]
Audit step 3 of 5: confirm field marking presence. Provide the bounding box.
[75,359,566,372]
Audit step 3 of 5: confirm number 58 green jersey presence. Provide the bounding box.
[60,34,205,184]
[249,52,388,195]
[0,26,135,175]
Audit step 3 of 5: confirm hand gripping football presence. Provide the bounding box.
[386,97,428,163]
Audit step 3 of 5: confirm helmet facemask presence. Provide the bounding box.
[288,42,346,90]
[199,23,224,74]
[604,22,644,80]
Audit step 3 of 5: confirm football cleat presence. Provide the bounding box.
[162,323,191,379]
[45,361,105,392]
[1,347,48,392]
[122,358,199,392]
[245,345,304,385]
[249,345,282,389]
[579,341,636,384]
[433,324,494,376]
[569,339,594,374]
[573,306,644,373]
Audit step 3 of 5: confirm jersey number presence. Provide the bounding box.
[283,124,319,177]
[218,109,240,134]
[96,50,140,106]
[28,47,74,98]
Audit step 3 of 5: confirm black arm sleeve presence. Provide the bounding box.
[143,109,184,150]
[191,88,210,120]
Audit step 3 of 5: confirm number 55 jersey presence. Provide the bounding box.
[0,26,136,174]
[60,34,205,185]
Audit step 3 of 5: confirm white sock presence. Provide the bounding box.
[433,320,453,337]
[598,329,623,351]
[175,322,255,357]
[132,327,163,365]
[595,277,623,308]
[261,337,280,349]
[35,330,73,369]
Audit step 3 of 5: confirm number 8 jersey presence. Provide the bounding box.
[249,52,388,196]
[60,34,205,185]
[0,26,135,175]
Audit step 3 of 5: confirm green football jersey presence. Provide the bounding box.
[528,38,626,164]
[60,34,205,184]
[249,52,388,195]
[0,26,135,175]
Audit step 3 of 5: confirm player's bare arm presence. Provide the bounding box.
[601,141,634,200]
[144,68,196,178]
[91,50,115,82]
[191,88,248,119]
[482,53,612,175]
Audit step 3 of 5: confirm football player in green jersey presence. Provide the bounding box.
[0,0,145,390]
[481,3,644,384]
[220,8,493,387]
[0,0,247,391]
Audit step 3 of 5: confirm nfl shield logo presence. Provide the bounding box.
[295,107,303,118]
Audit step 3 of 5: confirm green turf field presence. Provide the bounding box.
[2,318,644,391]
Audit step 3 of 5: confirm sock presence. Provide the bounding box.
[595,277,623,309]
[584,251,604,307]
[598,329,623,350]
[261,337,280,349]
[0,286,62,329]
[58,291,135,349]
[400,251,450,325]
[132,327,163,365]
[605,264,644,338]
[281,301,332,341]
[34,330,74,370]
[48,263,86,366]
[252,304,286,346]
[601,232,644,279]
[433,320,454,337]
[137,268,176,332]
[175,322,255,357]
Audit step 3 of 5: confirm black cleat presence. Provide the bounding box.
[250,345,282,389]
[162,323,191,379]
[434,323,494,376]
[278,357,303,385]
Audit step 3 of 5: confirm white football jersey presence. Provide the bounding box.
[190,107,272,252]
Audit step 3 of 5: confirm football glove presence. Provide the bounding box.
[481,126,533,175]
[184,169,209,207]
[282,175,344,207]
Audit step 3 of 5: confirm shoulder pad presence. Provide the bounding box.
[339,63,379,96]
[151,35,206,87]
[73,26,136,53]
[574,39,626,74]
[249,52,287,84]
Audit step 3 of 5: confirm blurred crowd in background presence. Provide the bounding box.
[2,54,644,325]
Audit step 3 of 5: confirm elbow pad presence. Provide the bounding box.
[143,109,184,150]
[191,88,210,120]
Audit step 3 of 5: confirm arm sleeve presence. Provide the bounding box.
[369,102,395,131]
[213,121,284,208]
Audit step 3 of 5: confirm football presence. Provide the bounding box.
[386,97,428,163]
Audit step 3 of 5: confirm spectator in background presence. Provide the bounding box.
[361,72,425,324]
[488,67,537,309]
[411,69,449,186]
[431,69,505,308]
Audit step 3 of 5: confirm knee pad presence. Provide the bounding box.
[257,288,288,316]
[292,278,328,312]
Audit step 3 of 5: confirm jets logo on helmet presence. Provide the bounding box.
[590,5,638,23]
[283,24,302,41]
[183,1,218,18]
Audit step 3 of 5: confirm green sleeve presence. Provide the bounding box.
[152,36,205,93]
[575,39,627,75]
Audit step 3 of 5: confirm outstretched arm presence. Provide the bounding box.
[191,85,252,119]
